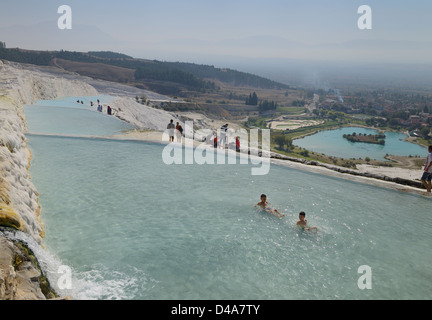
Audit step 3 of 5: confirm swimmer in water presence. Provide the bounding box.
[297,211,317,231]
[256,194,285,219]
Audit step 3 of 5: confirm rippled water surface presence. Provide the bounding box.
[27,134,432,300]
[23,96,432,300]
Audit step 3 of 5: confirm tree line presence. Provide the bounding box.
[135,63,215,91]
[343,132,386,145]
[259,100,278,113]
[245,92,258,105]
[0,47,52,65]
[245,92,278,113]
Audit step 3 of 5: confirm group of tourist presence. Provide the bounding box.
[205,124,230,149]
[166,121,241,152]
[165,117,432,194]
[256,194,318,231]
[167,121,242,152]
[211,124,241,152]
[167,119,184,142]
[96,104,113,115]
[77,98,114,116]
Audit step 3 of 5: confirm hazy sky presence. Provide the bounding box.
[1,0,431,65]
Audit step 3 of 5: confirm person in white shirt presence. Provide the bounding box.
[219,123,228,148]
[167,119,175,142]
[421,145,432,192]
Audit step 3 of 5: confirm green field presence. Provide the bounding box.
[276,106,306,115]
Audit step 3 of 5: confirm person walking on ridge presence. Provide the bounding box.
[167,119,176,142]
[176,122,184,142]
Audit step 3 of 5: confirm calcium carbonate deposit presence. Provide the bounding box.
[0,59,180,299]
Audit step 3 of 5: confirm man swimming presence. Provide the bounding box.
[297,211,317,231]
[256,194,285,218]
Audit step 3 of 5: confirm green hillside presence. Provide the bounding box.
[0,46,289,93]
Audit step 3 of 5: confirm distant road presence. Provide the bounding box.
[52,58,65,70]
[306,93,319,113]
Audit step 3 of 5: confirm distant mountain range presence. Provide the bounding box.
[2,21,431,64]
[2,20,431,91]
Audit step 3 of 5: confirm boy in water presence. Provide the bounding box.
[256,194,285,218]
[297,211,317,231]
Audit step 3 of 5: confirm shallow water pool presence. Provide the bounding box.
[27,134,432,300]
[25,95,134,136]
[22,96,432,300]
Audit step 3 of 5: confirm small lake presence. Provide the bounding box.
[294,127,427,161]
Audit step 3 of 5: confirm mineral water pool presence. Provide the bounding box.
[24,95,134,136]
[23,97,432,300]
[294,126,427,161]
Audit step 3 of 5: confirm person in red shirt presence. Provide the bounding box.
[235,136,240,152]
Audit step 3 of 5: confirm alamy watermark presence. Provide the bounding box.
[57,5,72,30]
[357,5,372,30]
[55,263,373,293]
[161,121,271,176]
[357,265,372,290]
[57,265,73,290]
[57,4,372,31]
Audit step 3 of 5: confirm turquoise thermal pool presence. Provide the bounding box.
[24,95,134,136]
[23,97,432,300]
